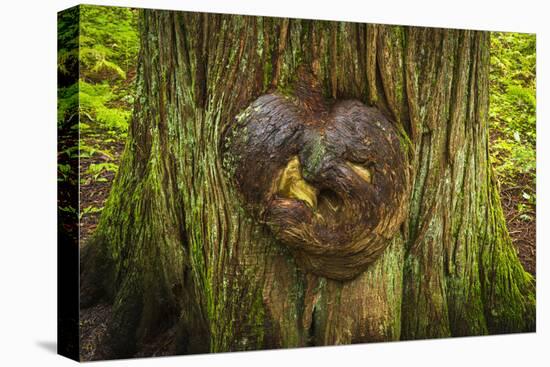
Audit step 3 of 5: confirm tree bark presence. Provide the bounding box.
[81,10,535,358]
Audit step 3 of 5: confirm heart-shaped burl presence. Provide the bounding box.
[226,73,408,280]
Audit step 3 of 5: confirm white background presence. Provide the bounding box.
[0,0,548,365]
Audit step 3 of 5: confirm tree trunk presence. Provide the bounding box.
[81,9,535,358]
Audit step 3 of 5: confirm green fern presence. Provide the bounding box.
[78,80,131,131]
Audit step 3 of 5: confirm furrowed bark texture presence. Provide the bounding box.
[81,10,535,358]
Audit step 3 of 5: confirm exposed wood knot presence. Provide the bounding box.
[226,74,408,280]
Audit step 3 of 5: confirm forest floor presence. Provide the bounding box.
[498,175,536,275]
[79,132,125,245]
[80,301,178,360]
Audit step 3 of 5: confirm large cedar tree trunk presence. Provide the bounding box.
[81,9,535,358]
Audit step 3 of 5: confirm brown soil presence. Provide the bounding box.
[498,174,536,276]
[489,129,536,276]
[79,303,111,361]
[79,133,125,245]
[79,302,178,361]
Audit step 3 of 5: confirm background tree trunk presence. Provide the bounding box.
[81,9,535,358]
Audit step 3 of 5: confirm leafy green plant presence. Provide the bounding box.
[57,83,79,126]
[85,162,119,181]
[59,206,77,215]
[58,163,73,182]
[80,206,104,219]
[58,5,139,135]
[78,81,131,132]
[62,145,114,160]
[79,5,139,83]
[57,7,80,84]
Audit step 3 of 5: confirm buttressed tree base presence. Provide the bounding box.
[58,4,536,362]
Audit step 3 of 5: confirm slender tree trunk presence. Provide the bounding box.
[81,10,535,358]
